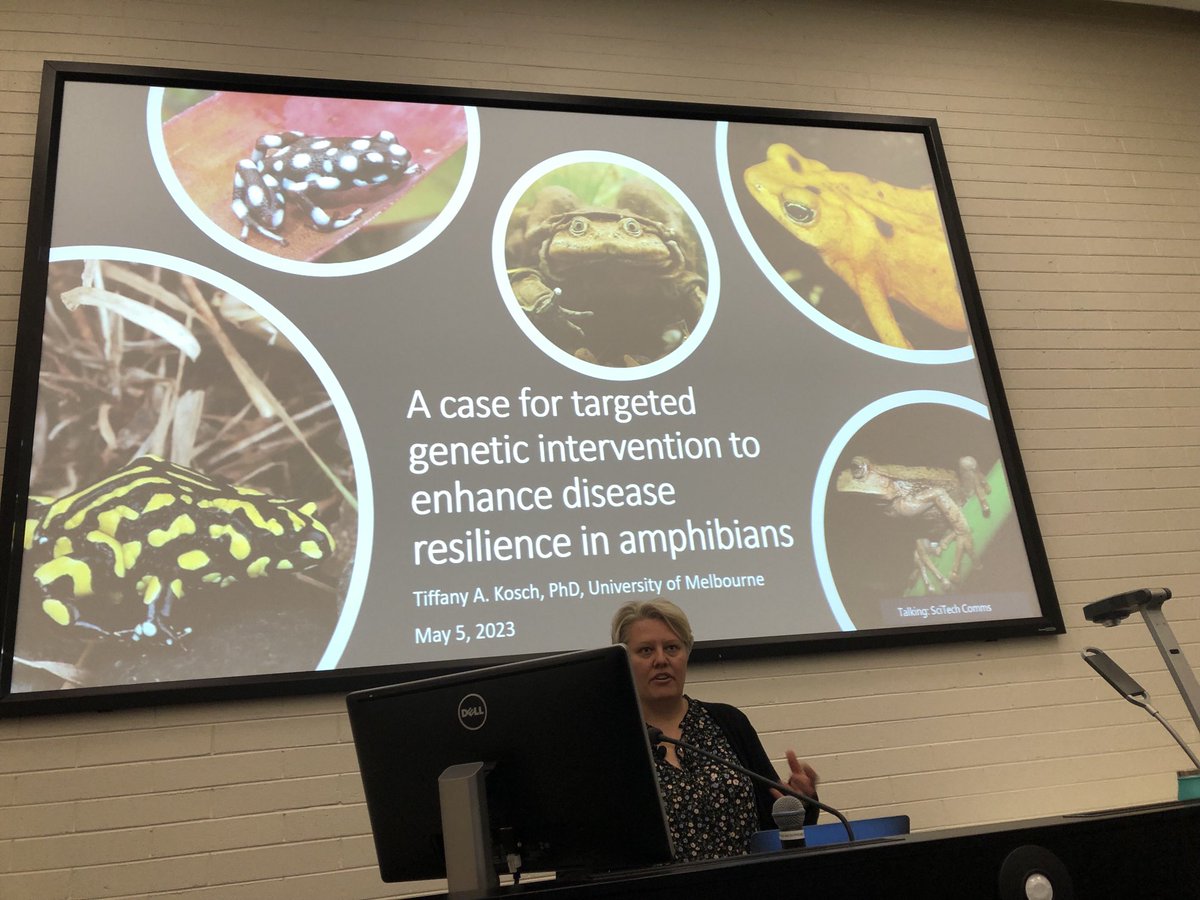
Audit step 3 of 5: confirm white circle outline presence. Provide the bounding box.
[491,151,720,381]
[147,88,481,278]
[46,245,372,670]
[811,390,990,631]
[715,121,974,365]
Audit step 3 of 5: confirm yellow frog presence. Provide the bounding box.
[744,144,967,349]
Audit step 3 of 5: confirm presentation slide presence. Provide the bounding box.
[3,70,1058,697]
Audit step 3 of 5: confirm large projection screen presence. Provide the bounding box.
[0,62,1062,711]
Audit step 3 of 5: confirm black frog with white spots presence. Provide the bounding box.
[231,129,420,243]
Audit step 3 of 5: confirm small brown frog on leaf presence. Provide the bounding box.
[744,144,967,350]
[836,455,990,593]
[505,180,706,366]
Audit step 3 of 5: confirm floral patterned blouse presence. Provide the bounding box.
[653,697,760,862]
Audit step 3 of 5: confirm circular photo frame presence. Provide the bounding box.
[14,247,371,690]
[812,391,1015,631]
[149,89,480,277]
[493,151,720,380]
[717,122,974,364]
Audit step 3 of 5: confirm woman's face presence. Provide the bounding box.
[625,617,689,707]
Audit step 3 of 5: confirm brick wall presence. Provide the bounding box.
[1,0,1198,896]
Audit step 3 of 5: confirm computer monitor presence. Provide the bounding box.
[345,646,674,886]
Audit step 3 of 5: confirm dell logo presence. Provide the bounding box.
[457,693,487,730]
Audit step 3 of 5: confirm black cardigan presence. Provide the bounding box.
[700,699,820,829]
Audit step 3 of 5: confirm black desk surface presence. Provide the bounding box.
[428,799,1200,899]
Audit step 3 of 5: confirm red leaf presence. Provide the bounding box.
[161,91,470,263]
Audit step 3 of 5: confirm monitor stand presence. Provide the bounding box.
[439,762,500,899]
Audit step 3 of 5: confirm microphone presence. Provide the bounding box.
[771,794,807,848]
[1082,647,1200,769]
[645,726,856,842]
[646,724,667,761]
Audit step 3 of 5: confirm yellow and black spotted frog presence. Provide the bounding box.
[23,455,335,647]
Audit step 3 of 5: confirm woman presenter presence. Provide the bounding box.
[611,598,820,861]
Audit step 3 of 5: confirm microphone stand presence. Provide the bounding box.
[1084,588,1200,739]
[646,727,856,842]
[1082,647,1200,770]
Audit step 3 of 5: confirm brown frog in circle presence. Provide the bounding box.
[836,455,991,592]
[506,180,706,366]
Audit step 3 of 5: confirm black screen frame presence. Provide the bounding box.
[0,60,1063,715]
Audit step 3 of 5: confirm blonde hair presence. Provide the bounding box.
[610,598,694,653]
